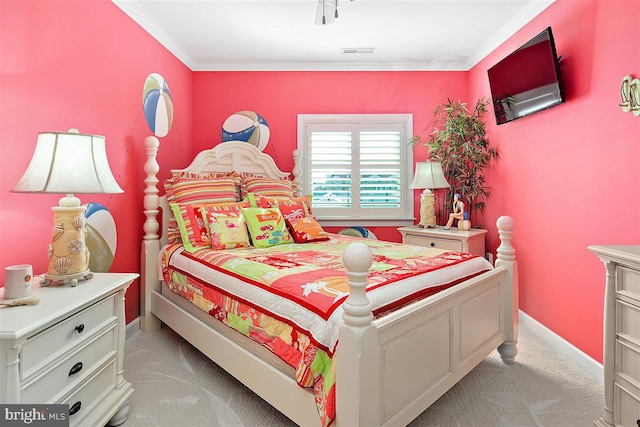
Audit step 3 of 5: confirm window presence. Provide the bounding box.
[297,114,414,226]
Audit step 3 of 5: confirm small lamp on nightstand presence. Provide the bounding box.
[409,162,450,228]
[11,129,123,287]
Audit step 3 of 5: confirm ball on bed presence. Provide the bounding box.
[221,111,270,151]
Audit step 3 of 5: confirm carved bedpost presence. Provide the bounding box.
[495,216,519,364]
[140,136,162,333]
[336,242,380,427]
[291,149,302,197]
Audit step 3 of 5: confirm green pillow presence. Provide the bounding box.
[241,207,293,248]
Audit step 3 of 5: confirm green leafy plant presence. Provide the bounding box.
[411,98,499,222]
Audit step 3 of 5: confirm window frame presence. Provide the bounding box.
[297,114,415,227]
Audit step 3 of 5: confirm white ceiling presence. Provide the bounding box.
[112,0,555,71]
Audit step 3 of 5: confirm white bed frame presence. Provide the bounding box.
[139,136,519,427]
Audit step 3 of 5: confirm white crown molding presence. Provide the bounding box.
[112,0,197,70]
[466,0,556,69]
[190,61,469,72]
[112,0,554,72]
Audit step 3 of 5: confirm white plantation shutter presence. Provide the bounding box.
[298,115,414,224]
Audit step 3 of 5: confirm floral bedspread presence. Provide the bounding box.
[161,234,491,426]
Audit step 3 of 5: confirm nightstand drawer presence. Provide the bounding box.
[617,266,640,303]
[618,300,640,345]
[22,325,117,404]
[63,360,117,427]
[405,235,462,252]
[21,294,117,379]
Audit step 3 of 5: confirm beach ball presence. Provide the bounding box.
[84,203,117,272]
[458,220,472,231]
[338,226,378,240]
[221,111,270,151]
[143,73,174,138]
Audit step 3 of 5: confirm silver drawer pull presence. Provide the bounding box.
[74,324,85,334]
[69,401,81,416]
[68,362,83,376]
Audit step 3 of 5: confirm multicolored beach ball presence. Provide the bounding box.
[84,203,117,272]
[221,111,270,151]
[143,73,174,138]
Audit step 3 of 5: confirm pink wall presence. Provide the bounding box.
[0,0,193,322]
[3,0,636,363]
[192,71,468,241]
[469,0,640,362]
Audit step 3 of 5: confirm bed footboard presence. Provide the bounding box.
[336,216,518,427]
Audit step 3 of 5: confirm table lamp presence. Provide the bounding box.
[409,162,450,228]
[11,129,123,287]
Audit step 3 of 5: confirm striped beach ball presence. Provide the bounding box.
[221,111,270,151]
[143,73,174,138]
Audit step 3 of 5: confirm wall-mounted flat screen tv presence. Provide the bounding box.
[488,27,565,125]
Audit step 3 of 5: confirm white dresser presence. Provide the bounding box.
[590,245,640,427]
[0,272,137,426]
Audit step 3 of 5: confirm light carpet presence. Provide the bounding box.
[121,322,603,426]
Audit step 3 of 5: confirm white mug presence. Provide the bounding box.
[4,264,33,299]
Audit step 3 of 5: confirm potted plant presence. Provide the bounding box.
[411,98,499,225]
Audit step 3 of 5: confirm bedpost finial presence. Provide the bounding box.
[343,242,373,273]
[496,215,514,232]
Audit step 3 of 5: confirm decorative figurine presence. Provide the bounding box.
[444,193,471,230]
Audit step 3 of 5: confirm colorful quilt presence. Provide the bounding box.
[161,234,492,426]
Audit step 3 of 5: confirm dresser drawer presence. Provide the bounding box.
[405,235,462,252]
[21,294,117,380]
[617,266,640,303]
[618,300,640,345]
[617,340,640,388]
[21,325,117,404]
[63,360,117,427]
[614,383,640,427]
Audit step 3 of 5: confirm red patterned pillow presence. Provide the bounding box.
[255,194,313,221]
[285,217,329,243]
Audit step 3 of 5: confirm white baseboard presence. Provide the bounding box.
[126,316,140,341]
[519,310,603,383]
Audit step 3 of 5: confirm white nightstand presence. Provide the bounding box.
[0,272,138,426]
[398,226,487,257]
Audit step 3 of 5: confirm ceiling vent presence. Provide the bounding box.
[341,48,375,54]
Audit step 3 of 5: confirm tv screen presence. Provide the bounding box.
[487,27,564,125]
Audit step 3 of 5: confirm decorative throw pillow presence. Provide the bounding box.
[171,200,251,253]
[165,176,238,205]
[241,207,293,248]
[285,216,329,243]
[242,176,294,198]
[166,217,182,244]
[253,194,313,221]
[204,211,250,250]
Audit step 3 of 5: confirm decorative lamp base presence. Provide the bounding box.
[417,190,437,228]
[41,270,94,287]
[46,205,92,286]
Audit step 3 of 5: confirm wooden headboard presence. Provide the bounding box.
[142,138,302,247]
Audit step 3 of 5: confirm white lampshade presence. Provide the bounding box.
[409,162,450,190]
[12,129,123,198]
